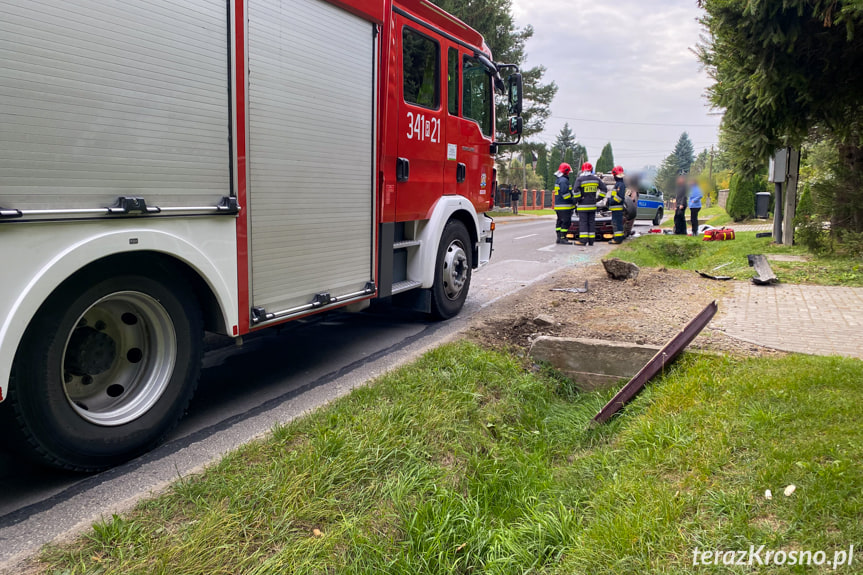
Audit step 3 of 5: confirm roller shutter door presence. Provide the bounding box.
[0,0,230,210]
[247,0,375,314]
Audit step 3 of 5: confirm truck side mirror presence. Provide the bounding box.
[508,116,523,137]
[507,73,523,117]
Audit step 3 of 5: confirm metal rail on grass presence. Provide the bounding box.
[592,300,718,425]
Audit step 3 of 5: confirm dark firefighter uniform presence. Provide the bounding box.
[553,174,574,243]
[609,177,626,243]
[572,173,607,245]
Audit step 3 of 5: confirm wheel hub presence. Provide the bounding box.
[442,241,468,300]
[65,326,117,376]
[61,292,177,427]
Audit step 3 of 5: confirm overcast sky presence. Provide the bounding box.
[510,0,721,171]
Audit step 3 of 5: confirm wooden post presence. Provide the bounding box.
[773,182,783,244]
[783,148,800,246]
[769,148,788,244]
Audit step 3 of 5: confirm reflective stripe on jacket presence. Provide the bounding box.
[572,173,607,212]
[609,179,626,211]
[554,175,574,210]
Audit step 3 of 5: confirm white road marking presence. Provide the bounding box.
[537,244,559,252]
[514,234,538,240]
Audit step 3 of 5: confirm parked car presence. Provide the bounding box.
[636,184,664,225]
[567,196,637,242]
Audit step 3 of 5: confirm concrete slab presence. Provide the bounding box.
[529,336,661,390]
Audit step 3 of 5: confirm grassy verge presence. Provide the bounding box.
[615,232,863,286]
[39,342,863,574]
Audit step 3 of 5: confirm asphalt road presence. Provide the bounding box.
[0,215,652,570]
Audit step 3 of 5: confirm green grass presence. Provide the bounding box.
[38,343,863,574]
[615,232,863,286]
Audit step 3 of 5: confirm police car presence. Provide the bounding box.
[636,184,664,225]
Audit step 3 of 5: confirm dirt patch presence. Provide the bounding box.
[467,263,782,357]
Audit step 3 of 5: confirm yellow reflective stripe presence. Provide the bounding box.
[609,206,624,211]
[554,206,574,211]
[576,206,597,211]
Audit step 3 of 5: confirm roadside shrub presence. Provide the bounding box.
[726,173,758,221]
[796,183,814,221]
[794,184,832,255]
[835,229,863,257]
[652,237,704,266]
[796,220,832,255]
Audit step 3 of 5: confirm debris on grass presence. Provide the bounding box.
[550,280,589,293]
[749,254,779,285]
[592,301,718,425]
[696,270,734,281]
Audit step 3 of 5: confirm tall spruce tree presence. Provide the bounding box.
[596,143,614,173]
[673,133,695,174]
[553,124,576,158]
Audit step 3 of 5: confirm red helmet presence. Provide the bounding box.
[581,162,593,173]
[558,163,572,175]
[611,165,624,176]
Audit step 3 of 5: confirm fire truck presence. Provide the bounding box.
[0,0,523,470]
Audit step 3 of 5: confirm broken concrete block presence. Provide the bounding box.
[529,336,660,391]
[602,258,640,280]
[532,314,555,327]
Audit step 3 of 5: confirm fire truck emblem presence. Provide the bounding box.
[480,173,487,188]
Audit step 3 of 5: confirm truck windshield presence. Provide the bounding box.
[463,57,492,137]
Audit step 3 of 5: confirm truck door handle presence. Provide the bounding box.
[456,163,466,183]
[397,158,410,182]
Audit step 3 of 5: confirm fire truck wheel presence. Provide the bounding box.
[6,262,202,472]
[430,220,472,320]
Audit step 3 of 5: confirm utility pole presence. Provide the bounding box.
[708,145,714,185]
[708,146,715,206]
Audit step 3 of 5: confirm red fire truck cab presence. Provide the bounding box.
[0,0,522,470]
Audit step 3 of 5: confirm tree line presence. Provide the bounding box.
[698,0,863,251]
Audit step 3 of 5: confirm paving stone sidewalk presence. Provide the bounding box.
[715,282,863,358]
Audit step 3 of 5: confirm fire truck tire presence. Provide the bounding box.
[5,262,202,472]
[430,220,472,320]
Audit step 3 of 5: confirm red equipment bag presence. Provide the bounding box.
[703,227,735,241]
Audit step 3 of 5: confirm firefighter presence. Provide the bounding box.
[553,163,574,244]
[572,162,607,246]
[608,165,627,243]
